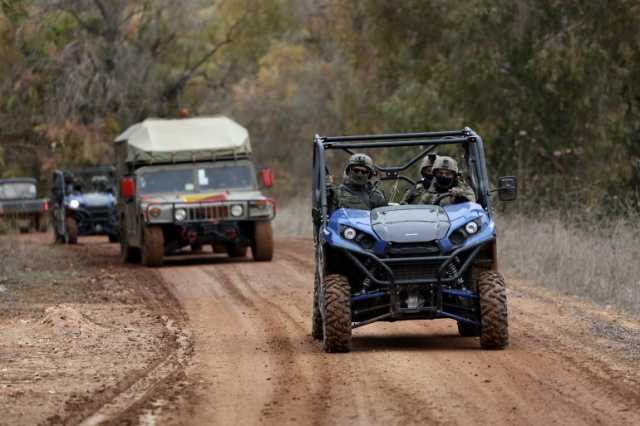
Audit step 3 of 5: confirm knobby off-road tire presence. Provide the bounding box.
[227,243,247,258]
[457,321,480,337]
[322,274,351,353]
[478,271,509,349]
[252,221,273,262]
[311,271,323,341]
[120,220,140,263]
[66,217,78,244]
[141,225,164,267]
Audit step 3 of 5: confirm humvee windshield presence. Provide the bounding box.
[0,182,37,200]
[138,163,255,195]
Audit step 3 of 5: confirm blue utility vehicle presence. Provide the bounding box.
[311,129,517,352]
[51,166,119,244]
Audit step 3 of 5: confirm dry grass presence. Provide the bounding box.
[274,196,313,238]
[499,214,640,314]
[274,198,640,313]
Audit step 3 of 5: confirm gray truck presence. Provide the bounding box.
[0,178,48,233]
[114,116,275,266]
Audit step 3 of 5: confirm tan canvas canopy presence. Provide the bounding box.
[115,116,251,164]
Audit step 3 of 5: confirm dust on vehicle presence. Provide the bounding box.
[0,178,49,233]
[114,116,275,267]
[311,129,517,352]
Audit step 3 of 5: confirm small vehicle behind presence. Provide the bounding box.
[50,166,119,244]
[311,129,517,352]
[0,178,48,233]
[114,116,275,267]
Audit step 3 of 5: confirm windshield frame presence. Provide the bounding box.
[136,160,258,195]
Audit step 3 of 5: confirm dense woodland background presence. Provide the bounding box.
[1,0,639,214]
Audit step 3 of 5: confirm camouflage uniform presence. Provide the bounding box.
[328,153,387,211]
[402,154,438,204]
[418,156,476,206]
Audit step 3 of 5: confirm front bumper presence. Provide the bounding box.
[336,238,494,328]
[71,207,119,236]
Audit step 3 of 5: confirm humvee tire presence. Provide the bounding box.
[141,225,164,267]
[251,221,273,261]
[120,226,140,263]
[227,243,247,258]
[66,217,78,244]
[478,271,509,349]
[311,271,323,340]
[322,274,351,353]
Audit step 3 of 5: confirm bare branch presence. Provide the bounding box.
[162,11,248,103]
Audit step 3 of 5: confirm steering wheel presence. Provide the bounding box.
[432,192,451,205]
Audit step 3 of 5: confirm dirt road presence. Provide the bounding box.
[3,235,639,425]
[156,239,640,426]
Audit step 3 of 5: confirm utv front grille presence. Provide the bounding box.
[387,242,441,257]
[388,262,440,281]
[85,206,110,221]
[185,204,230,221]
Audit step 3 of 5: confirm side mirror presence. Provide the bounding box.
[260,168,274,189]
[497,176,517,201]
[120,176,136,200]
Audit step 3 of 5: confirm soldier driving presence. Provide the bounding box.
[402,153,437,204]
[328,153,387,211]
[419,156,476,206]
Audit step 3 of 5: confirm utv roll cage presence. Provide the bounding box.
[312,127,492,226]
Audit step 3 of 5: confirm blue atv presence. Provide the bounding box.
[311,129,517,352]
[51,166,120,244]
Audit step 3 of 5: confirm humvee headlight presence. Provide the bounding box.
[231,204,244,217]
[342,227,357,240]
[149,206,162,218]
[174,208,187,222]
[465,221,479,235]
[69,199,80,209]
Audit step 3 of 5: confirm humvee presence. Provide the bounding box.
[114,116,275,266]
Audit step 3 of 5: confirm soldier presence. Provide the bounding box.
[328,153,387,211]
[402,153,437,204]
[419,156,476,206]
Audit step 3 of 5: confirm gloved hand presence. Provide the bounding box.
[449,187,464,198]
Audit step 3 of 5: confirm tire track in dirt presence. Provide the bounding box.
[154,240,640,426]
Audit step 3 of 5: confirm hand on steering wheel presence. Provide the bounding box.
[432,192,450,205]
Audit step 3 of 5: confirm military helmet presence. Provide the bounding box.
[420,154,438,171]
[346,153,375,175]
[432,156,458,174]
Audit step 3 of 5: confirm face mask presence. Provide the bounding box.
[349,172,369,186]
[422,174,434,187]
[435,174,454,189]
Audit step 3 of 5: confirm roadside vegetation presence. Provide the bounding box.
[500,213,640,314]
[1,2,638,312]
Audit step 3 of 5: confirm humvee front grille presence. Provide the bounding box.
[185,205,230,221]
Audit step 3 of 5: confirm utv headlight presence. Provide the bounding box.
[342,227,357,240]
[174,208,187,222]
[465,221,479,235]
[69,199,80,209]
[230,204,244,217]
